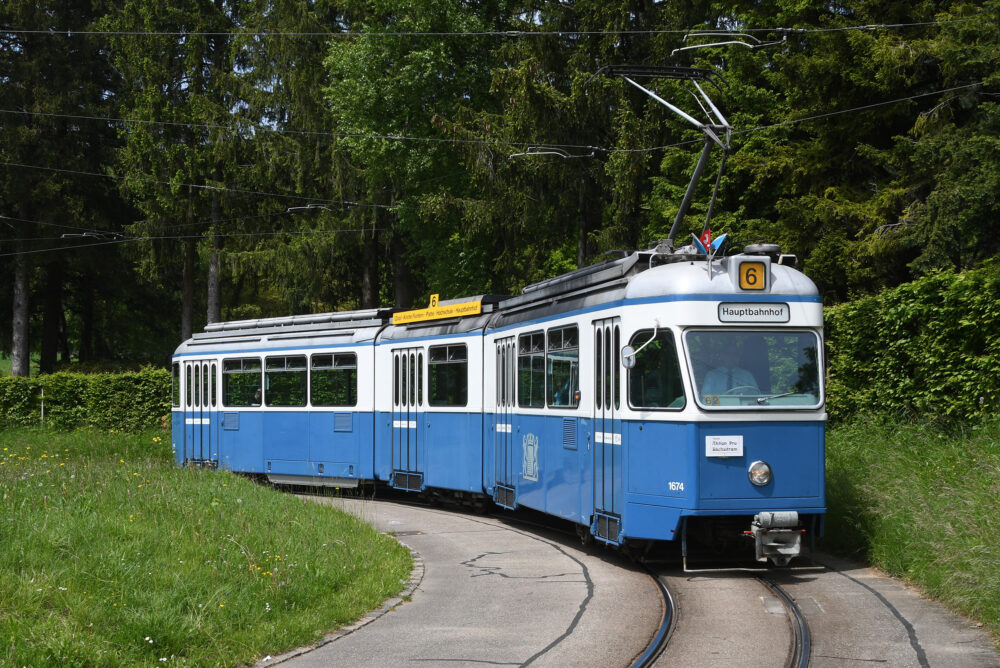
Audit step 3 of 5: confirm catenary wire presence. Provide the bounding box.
[0,15,980,38]
[0,225,391,258]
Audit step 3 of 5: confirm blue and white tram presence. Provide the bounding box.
[171,310,387,485]
[170,241,825,565]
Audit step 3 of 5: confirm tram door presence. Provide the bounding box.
[592,318,623,543]
[492,337,517,508]
[390,347,423,491]
[182,359,219,467]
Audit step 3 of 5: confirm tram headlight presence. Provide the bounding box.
[748,460,772,487]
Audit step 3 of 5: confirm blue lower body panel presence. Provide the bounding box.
[374,411,484,493]
[483,413,586,525]
[621,419,826,542]
[172,406,826,545]
[172,409,372,484]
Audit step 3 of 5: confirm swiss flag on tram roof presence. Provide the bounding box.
[699,229,712,249]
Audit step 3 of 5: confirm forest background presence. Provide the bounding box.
[1,0,998,375]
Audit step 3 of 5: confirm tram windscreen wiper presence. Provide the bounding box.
[757,391,798,405]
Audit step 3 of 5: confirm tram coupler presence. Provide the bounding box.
[750,511,801,566]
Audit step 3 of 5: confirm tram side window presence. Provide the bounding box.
[265,356,307,407]
[211,363,217,408]
[172,363,181,407]
[311,353,357,407]
[223,358,262,407]
[547,326,579,407]
[428,344,467,407]
[518,332,545,408]
[628,330,685,410]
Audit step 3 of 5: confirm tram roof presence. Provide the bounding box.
[173,308,393,356]
[173,243,820,356]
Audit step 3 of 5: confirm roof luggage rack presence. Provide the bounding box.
[194,308,393,340]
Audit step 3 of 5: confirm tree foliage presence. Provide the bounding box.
[825,259,1000,423]
[2,0,1000,373]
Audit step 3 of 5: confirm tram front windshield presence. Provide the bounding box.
[685,330,821,408]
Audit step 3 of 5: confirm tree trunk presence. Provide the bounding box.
[59,307,71,365]
[206,189,222,324]
[391,231,415,309]
[182,237,196,341]
[577,177,587,268]
[79,282,93,363]
[11,247,31,377]
[361,215,380,309]
[40,259,63,374]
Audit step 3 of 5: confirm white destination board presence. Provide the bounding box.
[706,435,744,458]
[718,302,789,323]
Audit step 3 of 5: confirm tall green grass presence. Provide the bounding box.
[824,417,1000,642]
[0,428,411,667]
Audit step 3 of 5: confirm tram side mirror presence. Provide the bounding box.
[621,345,637,370]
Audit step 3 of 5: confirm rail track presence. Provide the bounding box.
[284,490,998,668]
[758,575,812,668]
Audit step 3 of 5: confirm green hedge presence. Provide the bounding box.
[4,262,998,431]
[0,367,170,432]
[825,260,1000,423]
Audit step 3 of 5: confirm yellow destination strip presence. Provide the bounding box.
[392,300,482,325]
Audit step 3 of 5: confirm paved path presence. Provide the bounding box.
[260,498,999,668]
[264,498,662,668]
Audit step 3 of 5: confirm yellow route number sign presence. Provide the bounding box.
[739,261,766,291]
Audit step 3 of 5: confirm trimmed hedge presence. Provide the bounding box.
[825,260,1000,423]
[0,367,170,431]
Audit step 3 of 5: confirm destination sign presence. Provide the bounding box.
[718,302,790,323]
[392,294,482,325]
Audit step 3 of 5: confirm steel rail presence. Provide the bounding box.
[758,576,811,668]
[630,567,678,668]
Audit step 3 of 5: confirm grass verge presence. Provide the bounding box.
[0,428,412,667]
[824,417,1000,643]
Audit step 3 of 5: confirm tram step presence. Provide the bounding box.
[392,471,424,492]
[494,484,516,509]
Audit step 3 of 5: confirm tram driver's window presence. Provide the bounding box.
[628,330,685,410]
[428,344,468,407]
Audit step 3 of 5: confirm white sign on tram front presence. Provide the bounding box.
[718,302,790,323]
[706,435,744,458]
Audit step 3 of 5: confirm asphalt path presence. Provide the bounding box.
[263,497,662,668]
[260,497,1000,668]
